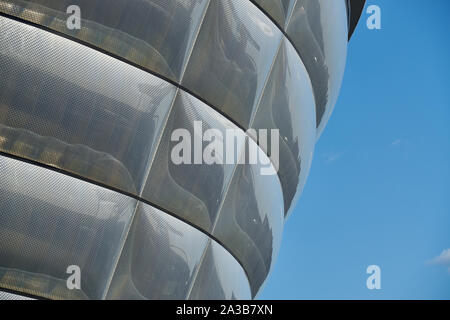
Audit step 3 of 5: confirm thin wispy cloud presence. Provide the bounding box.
[429,249,450,273]
[325,152,343,164]
[390,138,412,147]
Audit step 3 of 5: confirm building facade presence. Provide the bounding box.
[0,0,364,299]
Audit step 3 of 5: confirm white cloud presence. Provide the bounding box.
[429,249,450,273]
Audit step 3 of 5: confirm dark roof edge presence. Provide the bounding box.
[348,0,366,40]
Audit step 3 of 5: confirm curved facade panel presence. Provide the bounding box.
[139,90,284,296]
[188,240,252,300]
[103,203,252,300]
[181,0,283,128]
[105,203,209,300]
[251,0,296,29]
[0,15,177,194]
[0,0,363,299]
[0,0,349,135]
[212,138,284,296]
[141,90,239,232]
[251,38,316,214]
[0,154,137,300]
[0,0,209,82]
[286,0,348,135]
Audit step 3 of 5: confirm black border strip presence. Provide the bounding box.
[348,0,366,40]
[0,150,254,299]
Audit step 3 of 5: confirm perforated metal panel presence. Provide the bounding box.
[0,0,354,299]
[252,0,296,29]
[0,155,137,299]
[0,0,209,81]
[251,38,316,214]
[0,290,34,300]
[287,0,348,134]
[212,138,284,297]
[105,203,208,300]
[188,240,251,300]
[142,91,241,232]
[0,16,177,195]
[182,0,283,128]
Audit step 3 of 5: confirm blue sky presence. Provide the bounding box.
[261,0,450,299]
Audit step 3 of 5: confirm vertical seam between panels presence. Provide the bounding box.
[101,200,140,300]
[209,146,242,235]
[248,36,283,127]
[137,88,179,197]
[285,0,298,29]
[185,238,212,299]
[178,0,211,82]
[102,89,180,299]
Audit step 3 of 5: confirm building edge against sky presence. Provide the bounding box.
[0,0,364,299]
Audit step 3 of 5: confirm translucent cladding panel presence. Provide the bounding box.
[252,0,296,29]
[286,0,348,134]
[182,0,283,128]
[212,140,284,297]
[251,39,316,214]
[0,0,209,82]
[0,16,176,195]
[188,240,251,300]
[142,91,241,232]
[105,203,208,300]
[0,155,137,300]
